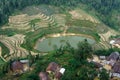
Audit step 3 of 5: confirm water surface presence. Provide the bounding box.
[36,36,95,52]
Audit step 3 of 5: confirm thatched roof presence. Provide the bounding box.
[112,62,120,73]
[39,72,50,80]
[46,62,60,73]
[107,52,120,61]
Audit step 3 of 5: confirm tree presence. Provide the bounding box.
[74,39,93,61]
[99,69,109,80]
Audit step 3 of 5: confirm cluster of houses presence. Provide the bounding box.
[39,62,65,80]
[88,52,120,80]
[10,61,65,80]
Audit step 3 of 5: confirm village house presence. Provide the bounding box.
[110,38,120,48]
[11,61,24,75]
[46,62,60,74]
[39,72,50,80]
[111,62,120,78]
[20,60,30,71]
[54,68,65,80]
[99,56,106,60]
[88,52,120,79]
[11,60,30,75]
[39,62,65,80]
[106,52,120,66]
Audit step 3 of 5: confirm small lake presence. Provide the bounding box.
[35,36,95,52]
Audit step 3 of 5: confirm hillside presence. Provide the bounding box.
[0,0,120,30]
[0,1,120,80]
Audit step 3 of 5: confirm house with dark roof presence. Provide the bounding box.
[20,60,29,71]
[11,60,30,75]
[39,72,50,80]
[46,62,60,73]
[111,62,120,78]
[39,62,65,80]
[110,38,120,48]
[11,61,24,75]
[106,52,120,66]
[107,52,120,61]
[54,72,62,80]
[54,68,65,80]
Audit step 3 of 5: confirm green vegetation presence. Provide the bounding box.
[18,40,109,80]
[29,18,41,31]
[0,42,9,56]
[29,19,41,25]
[66,19,97,28]
[94,48,120,56]
[67,26,100,41]
[0,29,16,36]
[110,35,120,39]
[0,0,119,80]
[0,0,120,31]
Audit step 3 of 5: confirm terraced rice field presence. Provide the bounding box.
[0,35,29,60]
[0,5,119,60]
[2,12,58,31]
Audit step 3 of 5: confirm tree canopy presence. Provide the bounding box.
[0,0,120,30]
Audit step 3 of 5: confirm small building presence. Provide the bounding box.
[112,62,120,74]
[92,55,100,63]
[54,68,65,80]
[39,72,50,80]
[20,60,29,72]
[110,38,120,48]
[46,62,60,73]
[99,56,106,60]
[11,61,23,75]
[107,52,119,61]
[11,60,30,75]
[54,72,62,80]
[111,62,120,78]
[39,62,66,80]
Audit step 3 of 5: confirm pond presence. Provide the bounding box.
[35,36,95,52]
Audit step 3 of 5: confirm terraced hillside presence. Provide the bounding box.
[0,5,119,62]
